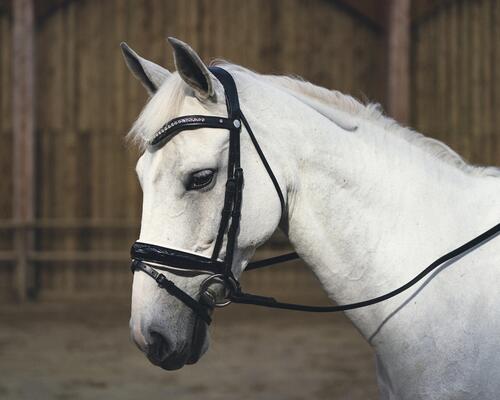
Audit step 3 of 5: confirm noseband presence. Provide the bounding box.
[131,67,500,326]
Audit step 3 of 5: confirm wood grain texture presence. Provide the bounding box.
[12,0,35,301]
[412,0,499,167]
[387,0,410,123]
[0,6,13,300]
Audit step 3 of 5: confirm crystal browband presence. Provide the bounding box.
[152,116,206,141]
[150,115,237,147]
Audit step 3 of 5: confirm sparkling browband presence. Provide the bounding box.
[153,117,206,140]
[149,115,235,147]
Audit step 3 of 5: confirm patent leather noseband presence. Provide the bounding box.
[131,67,500,326]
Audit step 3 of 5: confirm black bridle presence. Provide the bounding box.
[131,67,500,326]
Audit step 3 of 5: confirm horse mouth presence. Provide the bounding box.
[157,354,189,370]
[155,316,208,370]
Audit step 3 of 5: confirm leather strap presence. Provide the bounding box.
[210,67,241,116]
[131,260,212,324]
[246,252,299,270]
[240,113,286,214]
[132,242,225,273]
[230,221,500,312]
[132,244,299,273]
[150,116,235,147]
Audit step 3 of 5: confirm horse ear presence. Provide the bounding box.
[120,42,170,95]
[167,37,216,101]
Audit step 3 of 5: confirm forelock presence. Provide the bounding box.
[128,72,189,149]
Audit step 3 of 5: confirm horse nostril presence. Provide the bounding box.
[148,331,172,364]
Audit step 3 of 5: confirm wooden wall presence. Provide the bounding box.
[4,0,500,302]
[412,0,500,165]
[0,0,384,301]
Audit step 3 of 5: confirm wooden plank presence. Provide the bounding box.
[38,291,131,302]
[485,0,494,165]
[0,8,14,290]
[479,0,491,165]
[459,0,471,159]
[386,0,410,124]
[35,0,72,22]
[29,251,128,262]
[424,12,437,135]
[469,0,480,163]
[113,0,130,222]
[334,0,389,29]
[494,0,500,165]
[75,0,92,222]
[448,1,459,160]
[62,0,77,294]
[435,6,447,141]
[332,0,462,32]
[0,252,16,262]
[0,0,11,16]
[455,1,466,155]
[12,0,35,301]
[48,7,65,293]
[411,0,455,25]
[35,2,52,274]
[125,0,147,223]
[0,219,139,229]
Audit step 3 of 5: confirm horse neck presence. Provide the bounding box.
[271,98,494,337]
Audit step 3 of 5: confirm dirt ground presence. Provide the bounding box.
[0,301,378,400]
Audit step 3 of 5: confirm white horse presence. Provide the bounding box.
[122,37,500,399]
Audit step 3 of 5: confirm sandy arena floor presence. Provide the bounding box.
[0,301,378,400]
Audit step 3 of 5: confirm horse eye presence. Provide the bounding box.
[187,169,215,191]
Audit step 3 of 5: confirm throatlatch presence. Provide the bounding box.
[131,67,500,326]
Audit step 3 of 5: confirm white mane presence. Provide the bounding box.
[130,61,499,177]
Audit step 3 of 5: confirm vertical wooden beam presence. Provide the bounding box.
[387,0,411,124]
[12,0,35,301]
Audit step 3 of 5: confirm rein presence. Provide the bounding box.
[130,67,500,325]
